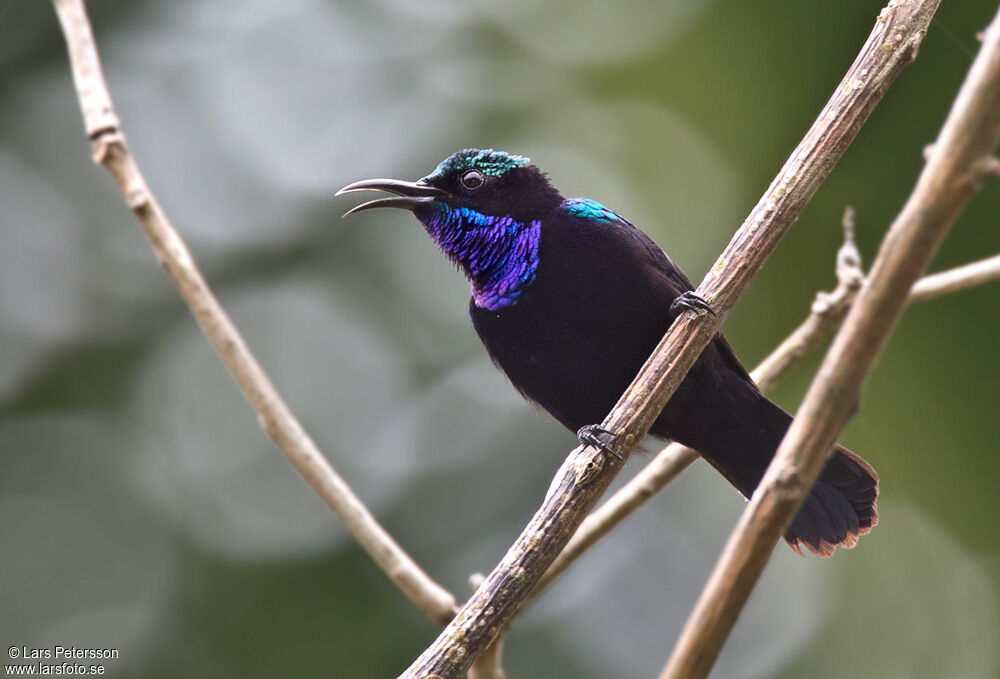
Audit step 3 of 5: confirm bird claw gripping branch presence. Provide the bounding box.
[576,424,624,461]
[670,290,716,318]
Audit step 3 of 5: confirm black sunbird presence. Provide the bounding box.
[339,148,878,556]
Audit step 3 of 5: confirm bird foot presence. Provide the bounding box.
[670,291,716,318]
[576,424,623,461]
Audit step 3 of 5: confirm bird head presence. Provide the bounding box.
[337,148,563,222]
[338,149,563,310]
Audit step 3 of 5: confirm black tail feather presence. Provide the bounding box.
[656,379,880,557]
[783,444,879,556]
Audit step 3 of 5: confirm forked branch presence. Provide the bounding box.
[662,5,1000,676]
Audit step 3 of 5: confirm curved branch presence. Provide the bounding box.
[399,2,941,676]
[51,0,457,625]
[662,5,1000,676]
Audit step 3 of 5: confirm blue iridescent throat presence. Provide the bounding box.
[419,204,540,311]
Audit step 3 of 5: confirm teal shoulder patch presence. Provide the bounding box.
[563,198,624,224]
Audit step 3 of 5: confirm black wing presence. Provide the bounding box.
[602,207,758,388]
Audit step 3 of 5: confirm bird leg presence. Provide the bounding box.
[576,424,623,461]
[670,290,716,318]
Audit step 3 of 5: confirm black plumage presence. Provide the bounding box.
[339,148,878,556]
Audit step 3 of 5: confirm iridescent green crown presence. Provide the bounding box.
[430,148,530,179]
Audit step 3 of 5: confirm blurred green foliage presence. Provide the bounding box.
[1,1,998,677]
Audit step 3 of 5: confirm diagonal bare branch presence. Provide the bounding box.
[661,5,1000,676]
[51,0,457,625]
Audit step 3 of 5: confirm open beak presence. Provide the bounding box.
[336,178,445,217]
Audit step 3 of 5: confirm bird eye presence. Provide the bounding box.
[460,169,485,190]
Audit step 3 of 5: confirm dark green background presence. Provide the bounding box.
[2,1,998,677]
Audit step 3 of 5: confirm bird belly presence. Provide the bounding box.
[469,291,675,434]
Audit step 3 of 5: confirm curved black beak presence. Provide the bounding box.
[336,178,445,217]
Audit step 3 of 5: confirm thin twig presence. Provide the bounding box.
[467,640,506,679]
[980,155,1000,176]
[756,250,1000,384]
[661,5,1000,677]
[532,444,699,596]
[399,2,940,676]
[910,251,1000,300]
[748,226,1000,389]
[752,207,866,392]
[466,574,507,679]
[51,0,457,625]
